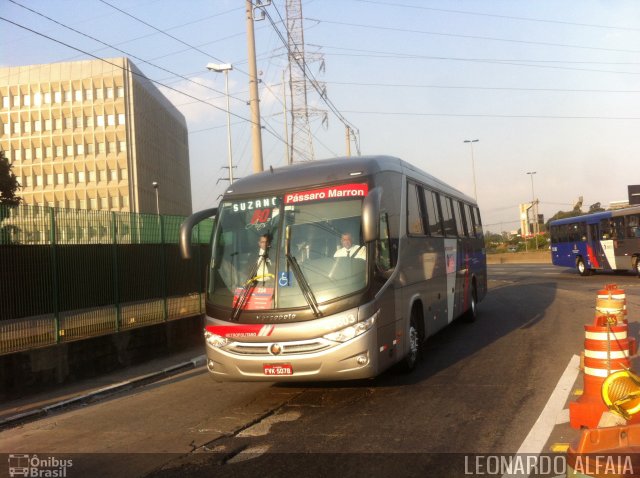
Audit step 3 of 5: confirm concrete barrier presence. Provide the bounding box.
[486,251,551,264]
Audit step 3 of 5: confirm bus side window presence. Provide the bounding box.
[600,219,611,239]
[424,189,443,236]
[441,196,457,236]
[472,206,483,238]
[377,212,393,271]
[407,182,425,235]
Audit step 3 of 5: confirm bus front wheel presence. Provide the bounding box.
[634,257,640,278]
[577,257,591,276]
[400,311,422,372]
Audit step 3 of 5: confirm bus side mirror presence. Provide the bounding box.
[180,208,218,259]
[362,187,382,243]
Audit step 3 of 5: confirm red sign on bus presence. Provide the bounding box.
[284,183,368,204]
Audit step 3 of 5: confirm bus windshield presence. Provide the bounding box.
[207,192,368,312]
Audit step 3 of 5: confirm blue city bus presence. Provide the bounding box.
[549,205,640,276]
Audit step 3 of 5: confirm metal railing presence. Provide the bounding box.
[0,204,213,355]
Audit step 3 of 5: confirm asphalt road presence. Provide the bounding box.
[1,264,638,478]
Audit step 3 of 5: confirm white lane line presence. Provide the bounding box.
[501,354,580,478]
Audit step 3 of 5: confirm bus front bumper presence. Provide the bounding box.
[204,327,379,381]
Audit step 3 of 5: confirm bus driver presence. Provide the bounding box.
[333,232,366,260]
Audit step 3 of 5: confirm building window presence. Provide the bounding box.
[23,94,30,106]
[116,86,124,98]
[77,144,84,155]
[85,89,93,101]
[67,172,74,183]
[14,149,21,161]
[95,88,103,99]
[107,114,115,126]
[122,196,129,208]
[99,169,107,182]
[111,196,119,208]
[66,145,74,157]
[45,146,52,158]
[120,168,128,180]
[23,121,31,133]
[12,95,20,107]
[98,142,105,154]
[79,199,86,209]
[64,118,73,130]
[33,92,42,106]
[75,90,83,102]
[89,170,96,182]
[86,143,95,155]
[45,119,52,131]
[35,147,42,159]
[96,115,104,127]
[117,114,125,125]
[36,175,43,186]
[118,140,126,152]
[64,90,72,103]
[12,123,20,134]
[90,198,98,209]
[3,123,9,135]
[108,142,116,154]
[54,91,62,103]
[26,175,33,187]
[34,120,41,132]
[100,196,109,209]
[69,199,76,209]
[77,171,85,183]
[75,117,83,129]
[85,116,94,127]
[106,87,114,99]
[110,169,118,181]
[2,96,9,108]
[57,173,64,184]
[46,173,54,185]
[54,118,62,130]
[44,92,51,104]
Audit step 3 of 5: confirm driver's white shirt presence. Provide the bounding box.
[333,245,365,259]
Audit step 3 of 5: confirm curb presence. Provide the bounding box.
[0,354,206,429]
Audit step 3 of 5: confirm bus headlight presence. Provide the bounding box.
[323,314,376,343]
[204,330,230,348]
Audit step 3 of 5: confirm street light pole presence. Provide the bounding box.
[152,181,160,216]
[526,171,538,249]
[463,139,479,201]
[206,63,234,184]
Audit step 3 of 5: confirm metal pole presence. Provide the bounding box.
[283,70,290,165]
[527,171,538,249]
[224,69,234,183]
[246,0,264,173]
[464,139,479,201]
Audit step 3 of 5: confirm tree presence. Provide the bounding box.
[0,150,22,206]
[588,202,605,213]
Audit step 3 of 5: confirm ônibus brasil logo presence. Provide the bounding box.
[8,454,73,477]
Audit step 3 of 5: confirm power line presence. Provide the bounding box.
[308,17,640,55]
[353,0,640,33]
[98,0,252,78]
[7,0,246,103]
[323,80,640,94]
[341,110,640,120]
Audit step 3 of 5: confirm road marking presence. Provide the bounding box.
[550,443,570,453]
[555,408,569,425]
[502,354,580,478]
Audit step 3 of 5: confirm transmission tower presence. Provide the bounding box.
[286,0,326,163]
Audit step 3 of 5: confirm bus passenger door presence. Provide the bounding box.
[586,223,603,270]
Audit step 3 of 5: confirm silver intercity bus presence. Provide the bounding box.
[180,156,487,381]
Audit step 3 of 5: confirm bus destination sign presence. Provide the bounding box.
[284,183,368,205]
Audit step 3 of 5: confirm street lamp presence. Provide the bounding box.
[463,139,479,201]
[152,181,160,216]
[526,171,538,249]
[206,62,234,184]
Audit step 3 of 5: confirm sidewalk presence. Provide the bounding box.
[0,346,206,428]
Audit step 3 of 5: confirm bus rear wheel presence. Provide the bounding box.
[577,257,592,276]
[634,257,640,278]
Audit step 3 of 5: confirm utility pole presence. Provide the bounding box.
[345,126,351,157]
[246,0,264,173]
[283,70,290,165]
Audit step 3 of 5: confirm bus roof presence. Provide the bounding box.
[549,205,640,226]
[222,155,476,205]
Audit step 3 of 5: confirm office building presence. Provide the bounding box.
[0,58,191,215]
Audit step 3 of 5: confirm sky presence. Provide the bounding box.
[1,0,638,233]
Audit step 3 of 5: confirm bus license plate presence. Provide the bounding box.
[263,363,293,376]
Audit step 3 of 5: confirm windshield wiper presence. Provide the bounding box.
[230,258,262,322]
[286,253,321,318]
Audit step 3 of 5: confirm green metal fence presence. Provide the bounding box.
[0,204,214,355]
